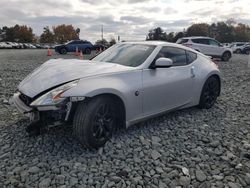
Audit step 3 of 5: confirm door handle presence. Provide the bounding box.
[191,66,195,78]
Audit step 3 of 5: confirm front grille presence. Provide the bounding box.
[19,93,33,106]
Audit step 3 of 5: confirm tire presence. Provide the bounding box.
[60,48,67,54]
[236,49,241,54]
[221,51,231,61]
[199,76,220,109]
[73,96,117,149]
[245,49,250,55]
[85,48,91,54]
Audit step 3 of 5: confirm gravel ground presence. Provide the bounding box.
[0,49,249,188]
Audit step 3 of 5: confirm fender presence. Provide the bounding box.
[190,56,221,106]
[62,70,143,122]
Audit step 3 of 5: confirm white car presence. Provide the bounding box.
[230,42,247,53]
[0,42,5,49]
[1,42,12,49]
[11,41,221,149]
[177,37,232,61]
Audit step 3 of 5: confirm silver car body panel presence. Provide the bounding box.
[16,41,221,127]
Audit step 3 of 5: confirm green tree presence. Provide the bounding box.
[40,26,54,43]
[53,24,78,43]
[95,38,109,46]
[3,24,34,42]
[234,23,250,42]
[213,22,234,43]
[146,27,167,41]
[174,31,185,42]
[109,37,116,46]
[186,23,210,37]
[166,32,175,42]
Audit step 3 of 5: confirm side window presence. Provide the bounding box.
[70,41,78,45]
[186,50,197,64]
[155,47,187,66]
[192,39,209,45]
[200,39,209,45]
[209,39,219,46]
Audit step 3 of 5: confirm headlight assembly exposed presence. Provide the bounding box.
[30,80,79,106]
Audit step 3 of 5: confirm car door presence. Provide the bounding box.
[142,46,196,116]
[208,39,223,56]
[191,39,210,54]
[66,41,77,52]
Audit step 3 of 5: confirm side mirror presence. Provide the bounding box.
[154,57,173,68]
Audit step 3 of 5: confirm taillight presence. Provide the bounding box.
[183,43,192,48]
[211,60,219,68]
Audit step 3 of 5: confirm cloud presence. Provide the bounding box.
[164,7,178,15]
[0,0,249,42]
[120,16,150,24]
[127,0,151,3]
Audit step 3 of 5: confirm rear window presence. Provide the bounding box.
[176,39,189,44]
[186,51,197,64]
[191,39,209,45]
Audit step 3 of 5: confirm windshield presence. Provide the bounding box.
[92,43,156,67]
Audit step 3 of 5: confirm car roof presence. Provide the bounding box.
[122,41,199,53]
[180,36,213,40]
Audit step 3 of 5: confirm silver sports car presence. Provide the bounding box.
[11,41,221,149]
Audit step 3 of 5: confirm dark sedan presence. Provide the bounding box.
[55,40,93,54]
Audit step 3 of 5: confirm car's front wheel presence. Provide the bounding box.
[60,48,67,54]
[85,48,91,54]
[73,96,117,149]
[199,76,220,109]
[245,49,250,55]
[221,51,231,61]
[236,49,241,54]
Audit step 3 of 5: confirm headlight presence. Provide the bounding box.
[30,80,78,106]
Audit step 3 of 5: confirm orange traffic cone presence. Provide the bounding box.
[47,48,52,56]
[79,51,84,60]
[75,47,79,56]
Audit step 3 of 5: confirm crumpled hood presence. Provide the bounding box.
[18,59,133,97]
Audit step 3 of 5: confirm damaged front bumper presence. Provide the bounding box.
[10,92,73,126]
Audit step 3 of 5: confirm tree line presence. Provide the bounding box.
[146,20,250,43]
[0,24,116,46]
[1,20,250,44]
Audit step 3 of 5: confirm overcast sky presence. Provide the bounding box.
[0,0,250,42]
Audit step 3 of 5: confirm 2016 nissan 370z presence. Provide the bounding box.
[11,41,221,149]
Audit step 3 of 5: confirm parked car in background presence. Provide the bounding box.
[242,45,250,54]
[2,42,12,49]
[176,36,232,61]
[230,42,246,53]
[55,40,94,54]
[11,41,221,149]
[0,42,5,49]
[93,44,107,51]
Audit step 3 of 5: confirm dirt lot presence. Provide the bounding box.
[0,49,249,188]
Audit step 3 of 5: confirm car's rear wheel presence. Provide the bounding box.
[221,51,231,61]
[60,48,67,54]
[236,49,241,54]
[199,76,220,109]
[73,96,117,149]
